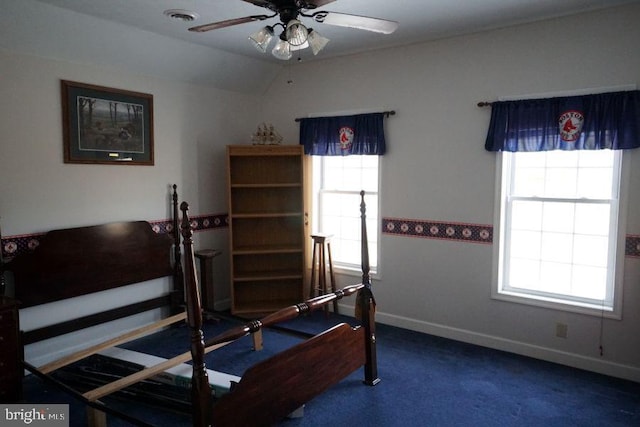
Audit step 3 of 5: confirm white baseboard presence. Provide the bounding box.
[379,310,640,382]
[338,303,640,383]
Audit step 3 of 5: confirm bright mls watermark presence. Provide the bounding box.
[1,405,69,426]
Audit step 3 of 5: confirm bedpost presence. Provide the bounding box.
[358,190,380,386]
[180,202,213,427]
[172,184,185,313]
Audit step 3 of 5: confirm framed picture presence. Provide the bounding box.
[61,80,154,165]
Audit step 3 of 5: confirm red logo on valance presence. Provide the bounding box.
[559,110,584,142]
[339,126,354,150]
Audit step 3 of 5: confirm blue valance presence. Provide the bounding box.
[299,112,386,155]
[484,90,640,152]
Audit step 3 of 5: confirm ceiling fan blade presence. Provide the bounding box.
[304,0,337,8]
[242,0,275,8]
[188,15,271,32]
[312,11,398,34]
[242,0,336,8]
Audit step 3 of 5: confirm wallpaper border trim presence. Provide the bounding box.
[2,215,639,259]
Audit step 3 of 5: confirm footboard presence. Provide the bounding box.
[213,323,366,426]
[181,190,378,427]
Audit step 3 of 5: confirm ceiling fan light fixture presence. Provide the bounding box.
[285,19,309,47]
[307,29,329,55]
[271,38,292,60]
[248,26,274,53]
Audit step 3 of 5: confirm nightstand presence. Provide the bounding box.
[0,297,21,402]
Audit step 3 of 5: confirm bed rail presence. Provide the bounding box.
[202,283,363,349]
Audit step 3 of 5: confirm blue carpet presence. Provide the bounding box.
[23,311,640,426]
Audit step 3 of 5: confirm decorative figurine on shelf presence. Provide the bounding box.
[252,123,283,145]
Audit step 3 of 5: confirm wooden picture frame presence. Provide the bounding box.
[61,80,154,165]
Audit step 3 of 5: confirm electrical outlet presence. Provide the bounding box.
[555,323,568,338]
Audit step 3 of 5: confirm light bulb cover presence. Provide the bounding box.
[271,39,292,60]
[285,19,309,46]
[249,26,274,53]
[307,29,329,55]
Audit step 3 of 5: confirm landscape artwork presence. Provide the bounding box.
[62,80,154,165]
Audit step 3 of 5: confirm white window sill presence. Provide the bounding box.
[492,290,621,320]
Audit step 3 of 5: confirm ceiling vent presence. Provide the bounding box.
[163,9,199,22]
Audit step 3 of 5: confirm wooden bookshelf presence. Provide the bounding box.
[226,145,308,315]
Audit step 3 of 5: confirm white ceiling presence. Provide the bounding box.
[31,0,640,64]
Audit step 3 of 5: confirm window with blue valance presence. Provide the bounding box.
[484,90,640,152]
[299,112,386,155]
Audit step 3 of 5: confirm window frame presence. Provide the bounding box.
[491,150,628,319]
[312,155,381,278]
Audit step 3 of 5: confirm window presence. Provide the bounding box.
[312,155,379,275]
[494,149,624,316]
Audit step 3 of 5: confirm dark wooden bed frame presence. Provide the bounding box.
[6,187,378,427]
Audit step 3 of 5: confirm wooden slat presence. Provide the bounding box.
[82,339,231,402]
[38,312,187,374]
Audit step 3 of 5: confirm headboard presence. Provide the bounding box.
[8,221,173,308]
[5,187,182,346]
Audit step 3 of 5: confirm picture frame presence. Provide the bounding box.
[61,80,154,165]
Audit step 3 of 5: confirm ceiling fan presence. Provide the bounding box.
[188,0,399,60]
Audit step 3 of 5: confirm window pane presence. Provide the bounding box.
[498,149,621,311]
[578,150,614,168]
[577,167,613,199]
[321,193,342,217]
[539,261,572,294]
[541,232,573,264]
[324,164,344,190]
[508,258,539,290]
[571,265,607,300]
[574,204,610,236]
[515,151,546,167]
[316,156,378,271]
[509,230,541,259]
[511,201,542,231]
[572,234,608,267]
[544,167,577,198]
[513,167,545,196]
[545,150,578,168]
[541,202,574,233]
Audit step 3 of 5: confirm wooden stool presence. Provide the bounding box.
[309,234,338,314]
[195,249,221,320]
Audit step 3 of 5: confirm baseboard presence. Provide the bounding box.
[339,303,640,383]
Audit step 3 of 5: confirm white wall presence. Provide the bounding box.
[0,48,261,365]
[261,3,640,380]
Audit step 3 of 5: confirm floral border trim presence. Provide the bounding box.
[148,213,228,235]
[1,214,228,260]
[2,214,638,259]
[382,217,493,244]
[382,217,640,258]
[626,235,640,258]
